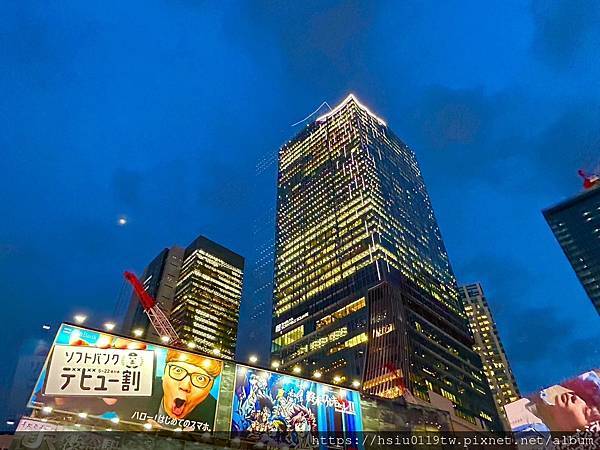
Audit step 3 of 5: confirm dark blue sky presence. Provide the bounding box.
[1,0,599,396]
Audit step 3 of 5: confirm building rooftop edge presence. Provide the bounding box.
[315,93,387,126]
[543,185,600,216]
[184,234,244,268]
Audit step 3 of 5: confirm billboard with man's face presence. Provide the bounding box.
[504,369,600,433]
[29,324,223,432]
[231,365,363,448]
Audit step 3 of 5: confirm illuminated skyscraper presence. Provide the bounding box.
[271,94,501,429]
[543,184,600,315]
[458,283,520,427]
[171,235,244,358]
[121,246,184,343]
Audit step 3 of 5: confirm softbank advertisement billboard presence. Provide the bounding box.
[28,324,365,445]
[29,324,223,432]
[505,369,600,433]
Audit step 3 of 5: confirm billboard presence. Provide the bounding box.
[29,324,223,432]
[231,365,362,448]
[504,369,600,433]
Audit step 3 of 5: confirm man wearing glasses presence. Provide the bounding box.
[159,349,223,421]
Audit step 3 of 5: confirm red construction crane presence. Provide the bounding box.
[578,169,600,190]
[124,271,181,346]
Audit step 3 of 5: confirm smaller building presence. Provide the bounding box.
[543,185,600,315]
[121,246,184,343]
[171,235,244,359]
[2,333,51,432]
[458,283,520,428]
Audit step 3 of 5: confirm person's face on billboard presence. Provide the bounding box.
[540,385,596,431]
[162,361,214,419]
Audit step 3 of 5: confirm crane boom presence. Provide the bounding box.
[578,169,600,190]
[124,271,181,346]
[124,271,155,309]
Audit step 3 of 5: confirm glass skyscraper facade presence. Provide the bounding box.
[271,94,501,430]
[458,283,520,427]
[171,235,244,359]
[544,186,600,315]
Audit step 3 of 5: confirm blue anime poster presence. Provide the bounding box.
[231,365,363,449]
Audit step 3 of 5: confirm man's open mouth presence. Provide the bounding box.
[173,398,186,417]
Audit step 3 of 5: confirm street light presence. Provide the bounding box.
[292,366,301,374]
[74,315,87,325]
[313,371,322,379]
[333,375,341,383]
[271,361,280,369]
[249,355,258,364]
[212,348,221,356]
[78,412,88,419]
[187,342,196,349]
[104,322,116,332]
[42,406,53,414]
[352,380,361,388]
[133,329,143,337]
[160,336,170,343]
[143,423,152,430]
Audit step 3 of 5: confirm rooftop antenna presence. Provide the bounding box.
[291,101,332,127]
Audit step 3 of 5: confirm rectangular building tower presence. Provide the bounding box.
[271,94,501,430]
[121,246,184,343]
[458,283,520,427]
[171,235,244,359]
[543,184,600,315]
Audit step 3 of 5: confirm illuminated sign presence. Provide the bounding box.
[275,312,308,333]
[374,323,395,338]
[30,324,223,432]
[231,365,362,447]
[44,346,154,396]
[505,369,600,433]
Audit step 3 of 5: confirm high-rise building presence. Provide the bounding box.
[271,94,501,430]
[121,246,184,343]
[543,184,600,315]
[458,283,520,426]
[235,150,277,362]
[171,235,244,359]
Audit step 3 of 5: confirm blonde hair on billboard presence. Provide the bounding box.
[165,349,222,377]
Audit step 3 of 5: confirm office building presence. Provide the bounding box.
[121,246,184,343]
[171,235,244,359]
[271,94,501,430]
[543,184,600,314]
[458,283,520,426]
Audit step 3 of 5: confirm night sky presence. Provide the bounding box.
[1,0,600,402]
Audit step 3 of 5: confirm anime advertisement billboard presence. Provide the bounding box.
[231,365,363,449]
[504,369,600,433]
[29,324,223,432]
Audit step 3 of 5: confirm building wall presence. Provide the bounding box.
[360,394,452,432]
[171,235,244,359]
[543,187,600,315]
[458,283,520,429]
[271,95,502,430]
